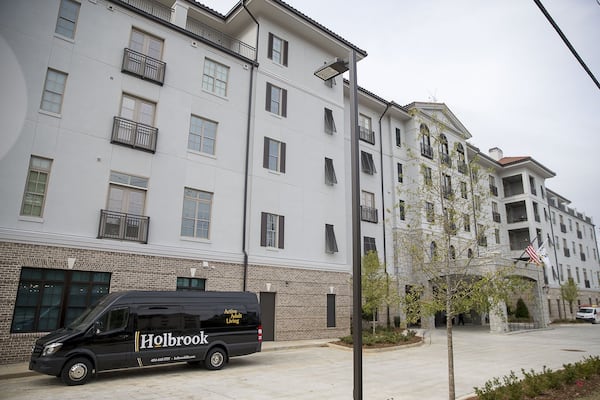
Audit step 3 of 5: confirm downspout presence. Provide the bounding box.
[377,102,391,327]
[241,1,259,291]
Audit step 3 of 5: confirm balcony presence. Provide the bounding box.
[186,17,256,60]
[122,48,166,85]
[560,223,567,233]
[359,126,375,145]
[457,161,467,175]
[360,206,378,223]
[420,143,434,159]
[111,117,158,153]
[98,209,149,243]
[440,153,452,167]
[489,185,498,197]
[564,248,570,257]
[492,212,501,223]
[119,0,172,22]
[581,253,587,262]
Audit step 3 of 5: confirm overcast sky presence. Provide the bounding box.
[214,1,600,233]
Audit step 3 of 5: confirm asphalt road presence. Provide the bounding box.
[2,325,600,400]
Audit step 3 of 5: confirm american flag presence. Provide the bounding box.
[525,244,541,265]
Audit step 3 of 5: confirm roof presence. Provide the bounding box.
[186,0,367,57]
[497,156,556,178]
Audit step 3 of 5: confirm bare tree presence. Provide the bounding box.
[394,109,528,400]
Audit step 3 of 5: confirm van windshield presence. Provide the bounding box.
[579,308,593,313]
[67,295,115,331]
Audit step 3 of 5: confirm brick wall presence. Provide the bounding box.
[0,242,351,364]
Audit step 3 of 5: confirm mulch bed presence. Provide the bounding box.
[331,335,422,349]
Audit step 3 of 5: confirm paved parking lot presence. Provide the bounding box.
[2,325,600,400]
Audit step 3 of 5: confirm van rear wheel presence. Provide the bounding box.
[61,357,93,386]
[205,347,226,370]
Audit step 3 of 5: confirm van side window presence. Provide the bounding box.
[137,306,183,332]
[98,307,129,333]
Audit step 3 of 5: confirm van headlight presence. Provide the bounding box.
[42,343,62,356]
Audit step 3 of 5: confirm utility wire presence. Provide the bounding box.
[533,0,600,91]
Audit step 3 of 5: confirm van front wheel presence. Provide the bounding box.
[61,357,93,385]
[205,348,226,370]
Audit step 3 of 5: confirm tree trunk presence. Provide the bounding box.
[372,312,376,335]
[446,276,456,400]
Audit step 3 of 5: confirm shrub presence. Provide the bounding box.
[339,327,417,346]
[515,298,530,319]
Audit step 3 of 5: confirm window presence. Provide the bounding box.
[327,294,336,327]
[40,69,67,114]
[495,228,501,244]
[425,202,435,223]
[21,156,52,217]
[463,214,470,232]
[449,245,456,260]
[399,200,405,221]
[363,236,377,254]
[439,134,450,166]
[123,28,166,84]
[420,124,433,158]
[120,94,156,126]
[529,176,537,195]
[325,224,338,253]
[99,172,149,242]
[442,174,452,198]
[202,59,229,97]
[55,0,80,39]
[261,212,284,249]
[188,115,217,155]
[397,163,403,183]
[359,114,374,144]
[324,157,337,185]
[266,82,287,117]
[176,277,206,291]
[360,151,376,175]
[97,307,129,333]
[12,267,110,333]
[422,166,432,186]
[460,181,468,199]
[457,143,467,173]
[181,188,213,239]
[474,195,481,212]
[430,241,437,259]
[489,175,498,196]
[395,128,401,147]
[324,108,337,134]
[268,33,288,66]
[263,137,286,173]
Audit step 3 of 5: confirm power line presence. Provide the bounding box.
[533,0,600,91]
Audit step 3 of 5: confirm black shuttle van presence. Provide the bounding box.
[29,291,262,385]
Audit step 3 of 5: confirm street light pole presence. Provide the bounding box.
[314,50,362,399]
[348,48,363,400]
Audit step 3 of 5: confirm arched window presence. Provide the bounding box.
[420,124,433,159]
[440,134,449,156]
[457,143,465,162]
[430,241,437,259]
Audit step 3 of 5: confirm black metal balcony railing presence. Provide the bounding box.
[489,185,498,197]
[120,0,172,21]
[98,209,149,243]
[112,116,158,153]
[457,161,467,175]
[186,17,256,60]
[440,153,452,167]
[122,48,166,85]
[560,223,567,233]
[359,127,375,145]
[492,212,501,223]
[564,248,570,257]
[360,206,378,223]
[421,143,434,159]
[581,253,587,262]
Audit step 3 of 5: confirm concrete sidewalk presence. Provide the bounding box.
[0,338,335,380]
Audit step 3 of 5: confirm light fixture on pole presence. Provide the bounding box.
[314,51,363,400]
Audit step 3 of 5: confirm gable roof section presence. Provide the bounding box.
[404,102,472,140]
[497,156,556,178]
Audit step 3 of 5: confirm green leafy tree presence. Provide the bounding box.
[362,251,400,334]
[560,277,579,317]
